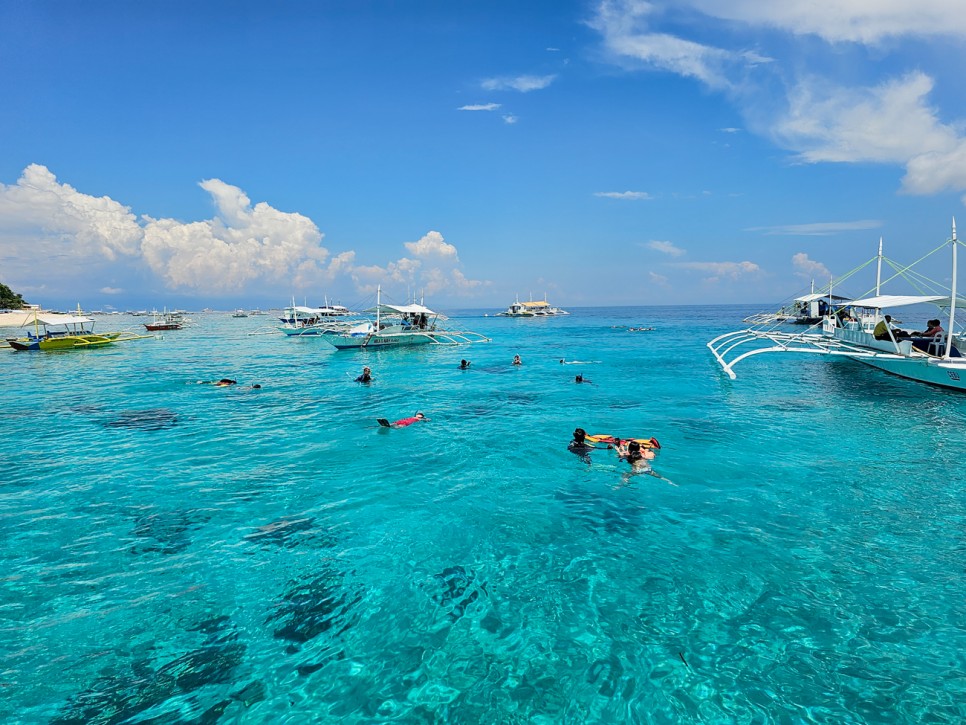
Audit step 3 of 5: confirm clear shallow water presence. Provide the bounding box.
[1,306,964,724]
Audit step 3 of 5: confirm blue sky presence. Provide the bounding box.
[2,0,966,311]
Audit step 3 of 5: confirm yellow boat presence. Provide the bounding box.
[3,310,149,351]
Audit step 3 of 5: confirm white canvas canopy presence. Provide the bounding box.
[794,293,851,303]
[848,294,966,309]
[32,313,95,326]
[0,311,93,328]
[367,302,437,315]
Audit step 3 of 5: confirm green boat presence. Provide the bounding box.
[4,311,148,351]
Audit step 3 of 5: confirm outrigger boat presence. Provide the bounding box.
[144,310,186,331]
[709,221,966,391]
[496,295,569,317]
[5,310,150,351]
[276,300,356,337]
[324,286,489,350]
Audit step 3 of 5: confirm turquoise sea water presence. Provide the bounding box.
[1,305,964,724]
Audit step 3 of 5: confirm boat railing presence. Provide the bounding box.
[707,322,913,380]
[428,330,491,345]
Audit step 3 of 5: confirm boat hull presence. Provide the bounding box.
[852,355,966,390]
[6,334,119,351]
[329,332,434,350]
[278,325,343,337]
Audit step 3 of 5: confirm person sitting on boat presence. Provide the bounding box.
[873,315,898,340]
[459,359,471,369]
[355,366,372,383]
[512,354,522,365]
[916,319,944,338]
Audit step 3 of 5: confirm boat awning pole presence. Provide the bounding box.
[945,219,958,361]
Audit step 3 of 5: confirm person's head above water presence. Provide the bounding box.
[627,440,642,461]
[575,375,583,383]
[415,412,425,420]
[572,427,586,443]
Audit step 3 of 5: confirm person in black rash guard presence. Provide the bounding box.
[568,427,598,462]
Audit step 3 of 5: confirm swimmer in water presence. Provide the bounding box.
[377,412,429,428]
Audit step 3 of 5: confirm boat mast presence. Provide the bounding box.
[376,285,381,331]
[945,219,958,361]
[875,237,883,296]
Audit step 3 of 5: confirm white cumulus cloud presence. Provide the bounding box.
[405,230,458,259]
[141,179,328,292]
[792,252,831,281]
[0,164,142,261]
[0,165,492,302]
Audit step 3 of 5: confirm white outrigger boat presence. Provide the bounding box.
[324,286,489,350]
[276,300,356,337]
[709,221,966,391]
[496,295,569,317]
[743,288,853,325]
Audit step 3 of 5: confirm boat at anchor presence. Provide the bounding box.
[324,287,489,350]
[5,310,150,351]
[496,296,569,317]
[708,221,966,391]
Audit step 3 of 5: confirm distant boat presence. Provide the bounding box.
[324,286,489,350]
[276,300,356,337]
[5,310,148,351]
[496,295,569,317]
[231,309,249,318]
[710,220,966,392]
[144,310,185,331]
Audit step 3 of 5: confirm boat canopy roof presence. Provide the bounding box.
[0,311,95,327]
[367,302,437,315]
[848,294,966,308]
[33,313,95,326]
[519,300,550,308]
[288,305,337,314]
[794,293,851,303]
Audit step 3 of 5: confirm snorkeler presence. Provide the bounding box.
[355,366,372,383]
[377,412,429,428]
[459,359,471,369]
[197,379,260,390]
[568,427,599,462]
[512,354,522,365]
[575,374,592,384]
